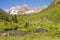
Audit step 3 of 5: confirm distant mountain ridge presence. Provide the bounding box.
[5,4,47,15]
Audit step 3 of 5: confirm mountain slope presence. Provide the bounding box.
[18,0,60,24]
[0,9,10,21]
[32,0,60,22]
[15,0,60,31]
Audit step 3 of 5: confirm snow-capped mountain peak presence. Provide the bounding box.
[5,4,47,15]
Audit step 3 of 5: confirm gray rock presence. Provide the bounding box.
[36,26,43,29]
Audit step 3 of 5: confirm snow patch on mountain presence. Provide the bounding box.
[5,4,47,15]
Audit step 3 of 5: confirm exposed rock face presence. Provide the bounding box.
[54,0,60,4]
[55,0,60,2]
[5,4,47,15]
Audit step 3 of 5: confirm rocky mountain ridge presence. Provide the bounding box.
[5,4,47,15]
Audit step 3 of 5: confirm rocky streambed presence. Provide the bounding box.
[0,26,48,36]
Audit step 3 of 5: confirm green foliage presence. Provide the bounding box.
[0,0,60,40]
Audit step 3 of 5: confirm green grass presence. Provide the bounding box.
[0,0,60,40]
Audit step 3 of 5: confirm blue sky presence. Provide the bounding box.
[0,0,53,10]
